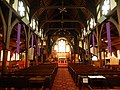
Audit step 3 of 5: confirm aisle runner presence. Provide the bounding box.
[52,68,79,90]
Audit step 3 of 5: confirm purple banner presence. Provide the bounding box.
[106,22,112,53]
[17,23,21,54]
[38,45,40,56]
[92,34,95,54]
[38,39,40,56]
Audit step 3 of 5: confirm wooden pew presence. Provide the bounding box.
[0,76,46,90]
[0,63,58,90]
[68,63,96,86]
[68,63,120,90]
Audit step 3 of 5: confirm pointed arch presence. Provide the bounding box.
[0,7,7,42]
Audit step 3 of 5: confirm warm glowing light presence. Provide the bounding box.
[92,56,98,61]
[105,40,108,43]
[11,53,20,61]
[54,39,70,53]
[117,50,120,59]
[54,45,58,52]
[1,50,11,61]
[66,45,70,52]
[58,40,66,52]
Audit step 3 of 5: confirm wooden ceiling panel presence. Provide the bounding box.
[1,0,119,54]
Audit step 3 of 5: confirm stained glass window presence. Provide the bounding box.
[90,18,94,29]
[54,39,70,52]
[58,40,66,52]
[102,0,110,15]
[18,0,25,17]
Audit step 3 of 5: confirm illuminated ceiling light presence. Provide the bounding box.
[18,1,25,17]
[102,0,110,15]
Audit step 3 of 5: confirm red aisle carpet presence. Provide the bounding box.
[52,68,79,90]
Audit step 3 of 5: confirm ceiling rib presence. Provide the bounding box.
[46,20,82,23]
[40,6,85,9]
[48,28,80,30]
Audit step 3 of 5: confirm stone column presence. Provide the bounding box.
[74,36,79,63]
[41,39,44,63]
[25,26,30,68]
[96,25,102,67]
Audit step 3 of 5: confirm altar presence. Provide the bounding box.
[58,58,67,63]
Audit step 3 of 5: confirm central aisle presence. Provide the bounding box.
[52,68,79,90]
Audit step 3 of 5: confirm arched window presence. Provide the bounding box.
[102,0,110,15]
[58,39,66,52]
[54,39,70,53]
[18,0,25,17]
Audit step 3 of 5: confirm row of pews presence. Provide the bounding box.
[0,63,58,90]
[68,63,120,90]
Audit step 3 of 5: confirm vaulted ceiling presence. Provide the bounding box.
[26,0,99,40]
[25,0,119,53]
[0,0,120,55]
